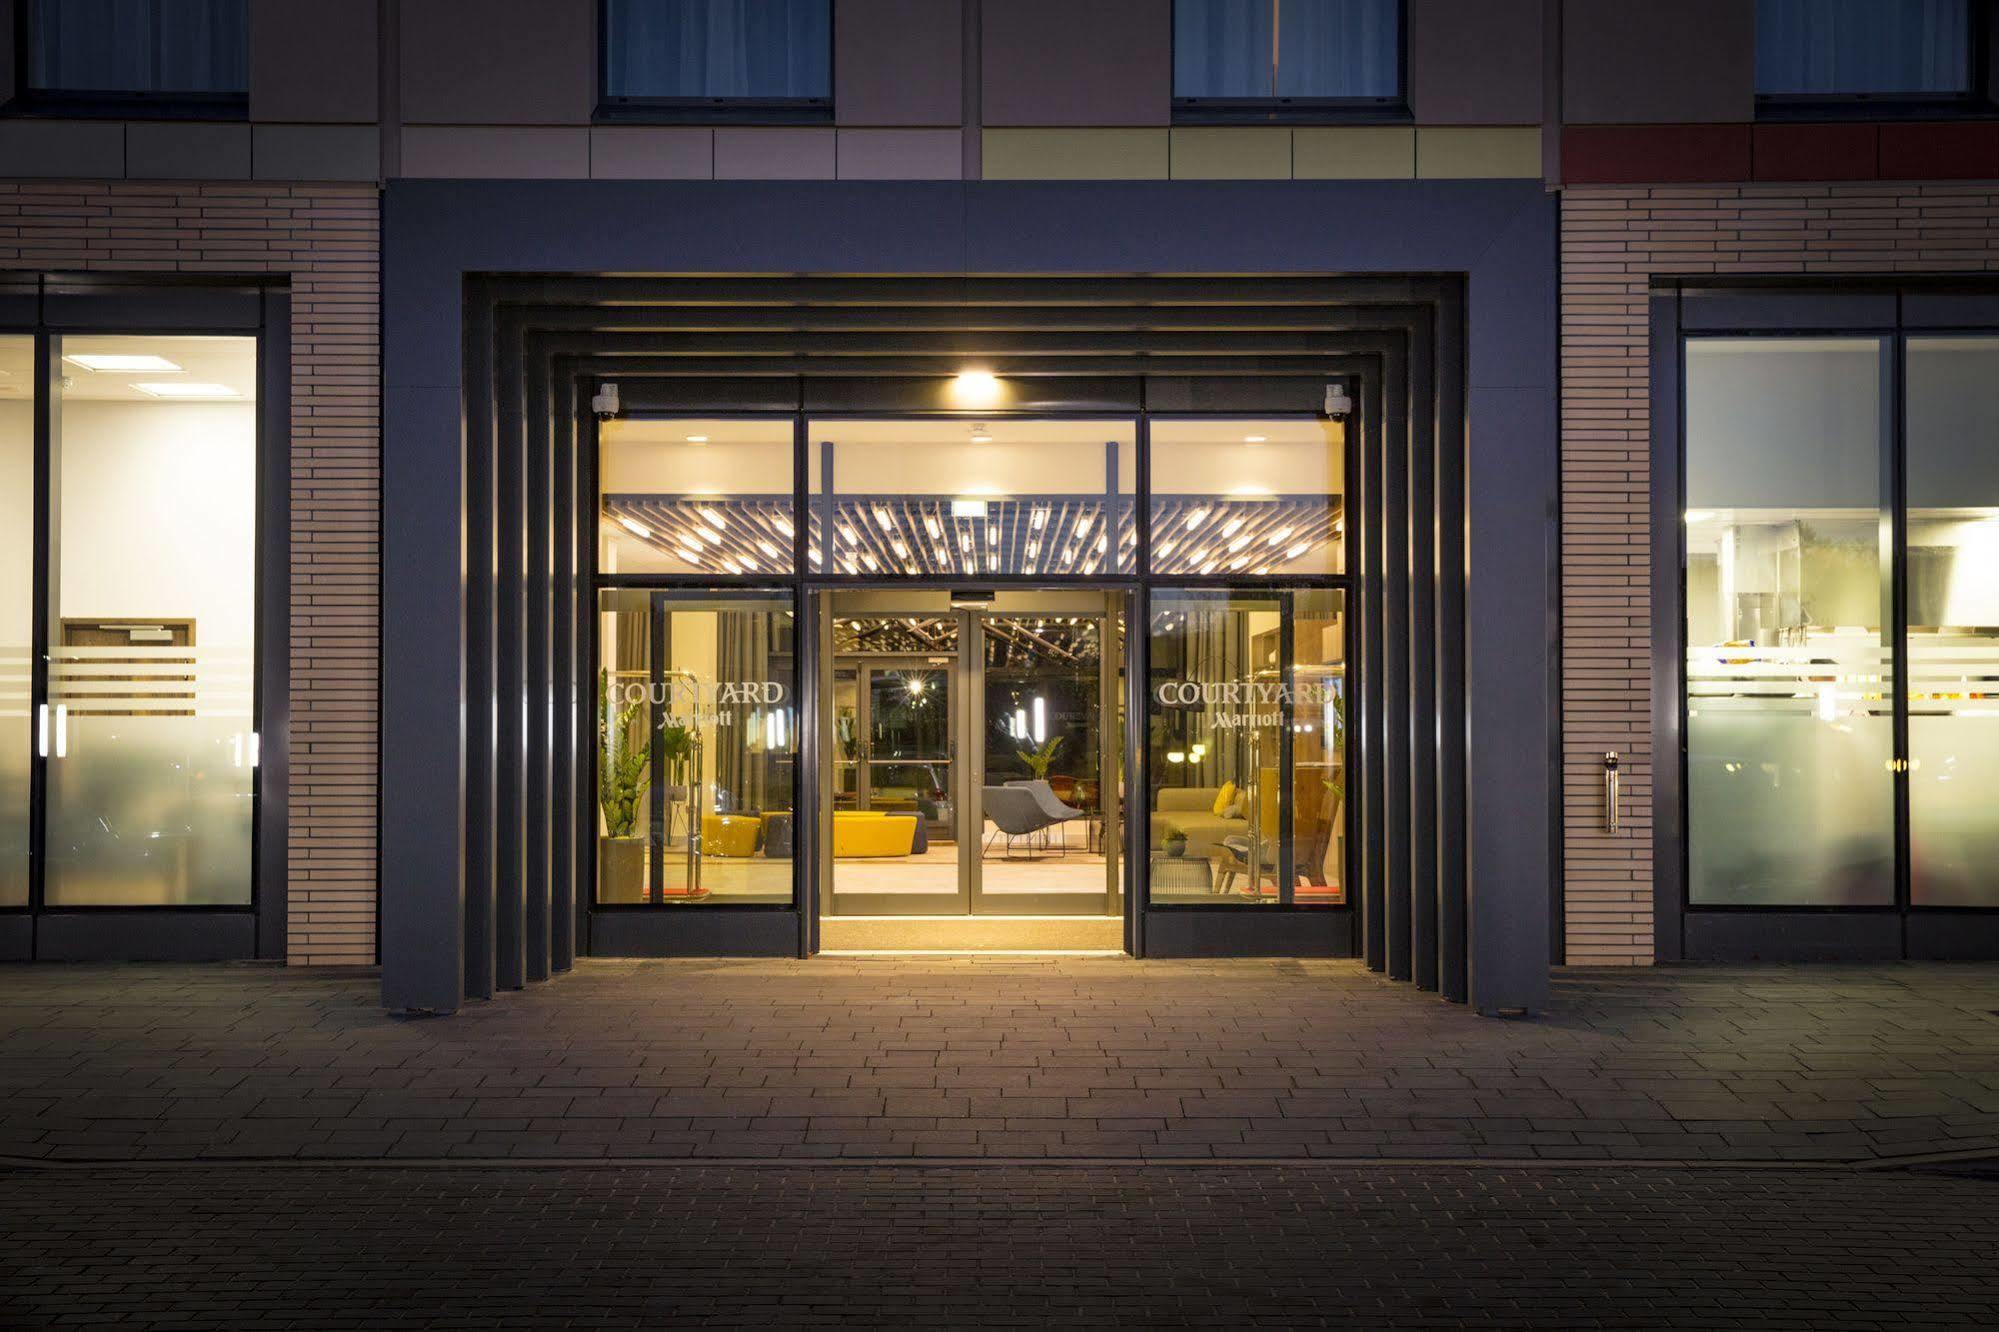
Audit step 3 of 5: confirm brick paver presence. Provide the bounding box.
[3,959,1999,1163]
[5,1162,1997,1327]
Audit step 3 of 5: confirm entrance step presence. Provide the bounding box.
[819,915,1124,953]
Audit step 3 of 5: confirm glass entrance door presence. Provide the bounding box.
[821,591,1122,918]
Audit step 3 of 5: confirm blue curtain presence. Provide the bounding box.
[606,0,832,100]
[1757,0,1969,96]
[31,0,247,95]
[1175,0,1400,100]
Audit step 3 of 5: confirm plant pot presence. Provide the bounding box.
[1163,833,1188,858]
[597,836,647,904]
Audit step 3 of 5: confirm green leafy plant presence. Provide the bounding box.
[598,670,651,839]
[1017,735,1065,780]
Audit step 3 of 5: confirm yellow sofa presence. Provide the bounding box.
[1152,770,1279,859]
[832,810,918,858]
[701,813,762,858]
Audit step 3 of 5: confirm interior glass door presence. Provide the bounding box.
[0,337,28,908]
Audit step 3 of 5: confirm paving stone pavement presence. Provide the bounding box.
[5,1162,1998,1328]
[3,957,1999,1163]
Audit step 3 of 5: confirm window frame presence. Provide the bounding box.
[1753,0,1993,121]
[594,0,837,127]
[8,0,250,121]
[1169,0,1411,126]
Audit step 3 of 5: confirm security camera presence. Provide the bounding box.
[1323,382,1353,420]
[590,381,621,418]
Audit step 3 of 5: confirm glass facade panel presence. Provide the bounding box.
[29,0,248,97]
[598,418,795,577]
[604,0,832,101]
[1684,338,1894,907]
[1756,0,1969,97]
[1149,419,1344,575]
[595,588,796,906]
[1146,587,1345,905]
[1173,0,1401,101]
[0,338,29,907]
[1907,337,1999,907]
[810,420,1137,578]
[44,335,258,906]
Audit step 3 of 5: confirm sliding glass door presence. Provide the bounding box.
[1683,331,1999,919]
[4,333,262,920]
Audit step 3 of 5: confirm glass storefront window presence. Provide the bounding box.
[595,588,796,906]
[1146,587,1345,906]
[44,335,259,906]
[598,417,795,577]
[1683,337,1894,907]
[1907,337,1999,907]
[809,419,1137,578]
[1148,419,1344,576]
[0,337,29,907]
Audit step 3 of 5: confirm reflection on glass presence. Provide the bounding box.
[1173,0,1401,101]
[1907,337,1999,906]
[810,420,1137,577]
[595,588,795,905]
[1684,338,1894,906]
[598,418,795,576]
[1146,587,1345,905]
[0,337,29,905]
[1148,419,1344,576]
[603,0,831,102]
[1756,0,1969,98]
[44,335,258,905]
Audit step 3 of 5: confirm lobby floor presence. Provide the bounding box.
[3,958,1998,1166]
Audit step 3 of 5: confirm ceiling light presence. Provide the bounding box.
[948,370,1003,407]
[861,553,880,571]
[66,353,184,373]
[685,434,709,444]
[1073,513,1094,537]
[133,381,239,398]
[1030,507,1049,530]
[808,547,823,566]
[696,528,720,545]
[1245,434,1266,443]
[873,505,896,530]
[951,498,989,518]
[1684,509,1716,524]
[839,524,858,546]
[924,515,943,538]
[986,525,998,546]
[676,546,702,565]
[1183,508,1209,530]
[1265,525,1292,546]
[757,540,780,559]
[891,539,910,558]
[1286,542,1310,560]
[699,506,726,530]
[617,516,652,540]
[1221,517,1243,538]
[774,517,795,538]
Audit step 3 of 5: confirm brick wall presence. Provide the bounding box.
[1559,182,1999,964]
[0,181,380,965]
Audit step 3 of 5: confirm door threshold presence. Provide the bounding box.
[818,948,1125,957]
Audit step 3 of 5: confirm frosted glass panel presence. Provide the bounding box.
[43,335,257,906]
[0,338,29,906]
[1907,337,1999,906]
[1684,338,1894,905]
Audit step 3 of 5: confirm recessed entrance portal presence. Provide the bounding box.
[818,589,1124,948]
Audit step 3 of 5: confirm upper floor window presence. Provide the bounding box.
[1173,0,1403,121]
[601,0,832,123]
[21,0,247,113]
[1756,0,1974,105]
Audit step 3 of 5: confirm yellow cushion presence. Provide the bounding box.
[1211,781,1237,818]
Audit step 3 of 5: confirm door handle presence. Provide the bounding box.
[37,703,66,759]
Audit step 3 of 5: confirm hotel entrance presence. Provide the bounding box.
[821,589,1124,928]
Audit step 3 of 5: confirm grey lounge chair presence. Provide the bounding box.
[1005,779,1084,853]
[982,785,1062,859]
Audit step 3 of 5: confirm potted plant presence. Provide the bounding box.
[597,670,651,902]
[1163,829,1189,858]
[1017,735,1065,782]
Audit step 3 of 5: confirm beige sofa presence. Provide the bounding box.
[1151,786,1247,860]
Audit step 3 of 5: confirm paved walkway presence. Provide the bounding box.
[6,1162,1997,1328]
[3,958,1999,1163]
